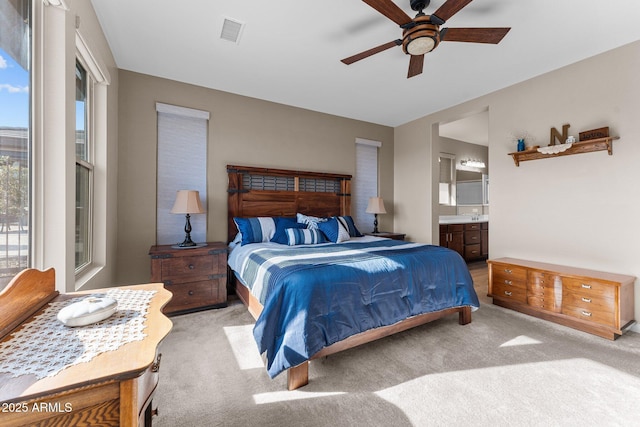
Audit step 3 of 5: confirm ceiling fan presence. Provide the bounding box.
[341,0,511,78]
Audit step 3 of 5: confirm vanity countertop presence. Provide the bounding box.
[439,215,488,224]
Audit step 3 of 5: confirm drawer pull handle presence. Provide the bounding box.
[188,290,194,296]
[504,280,512,285]
[581,297,592,303]
[504,291,512,296]
[504,269,512,273]
[189,264,195,270]
[581,311,592,317]
[581,284,591,289]
[151,353,162,373]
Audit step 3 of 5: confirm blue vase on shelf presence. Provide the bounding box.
[517,139,525,152]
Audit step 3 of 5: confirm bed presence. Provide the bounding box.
[226,165,479,389]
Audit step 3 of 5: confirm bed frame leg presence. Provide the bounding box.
[458,306,472,325]
[287,362,309,390]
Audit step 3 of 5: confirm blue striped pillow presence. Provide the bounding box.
[285,228,326,245]
[296,213,327,230]
[233,217,277,246]
[317,217,351,243]
[336,216,362,237]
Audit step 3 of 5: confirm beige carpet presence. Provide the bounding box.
[154,298,640,427]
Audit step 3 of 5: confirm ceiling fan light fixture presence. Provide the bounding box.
[406,36,436,55]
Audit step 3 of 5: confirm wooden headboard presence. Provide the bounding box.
[227,165,352,242]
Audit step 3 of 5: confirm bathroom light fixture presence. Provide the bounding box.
[460,159,486,169]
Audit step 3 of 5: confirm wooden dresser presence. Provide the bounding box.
[149,242,227,315]
[0,269,172,426]
[488,257,635,340]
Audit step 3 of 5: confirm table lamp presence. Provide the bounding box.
[171,190,205,247]
[366,196,386,234]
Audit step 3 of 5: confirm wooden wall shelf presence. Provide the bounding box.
[508,136,619,166]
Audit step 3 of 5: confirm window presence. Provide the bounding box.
[439,153,456,205]
[75,59,93,271]
[155,103,209,246]
[0,0,31,290]
[354,138,381,234]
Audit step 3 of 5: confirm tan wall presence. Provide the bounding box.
[394,40,640,328]
[116,71,394,285]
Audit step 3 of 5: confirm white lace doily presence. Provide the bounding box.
[0,289,156,379]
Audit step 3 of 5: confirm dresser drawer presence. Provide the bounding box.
[492,264,528,286]
[562,278,616,300]
[137,352,161,420]
[464,222,482,231]
[492,281,527,304]
[562,303,616,327]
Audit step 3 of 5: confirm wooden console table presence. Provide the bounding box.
[488,258,635,340]
[0,269,172,426]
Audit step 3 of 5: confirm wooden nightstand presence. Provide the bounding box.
[365,232,406,241]
[149,242,227,315]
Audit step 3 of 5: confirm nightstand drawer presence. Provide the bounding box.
[161,255,216,282]
[165,280,223,312]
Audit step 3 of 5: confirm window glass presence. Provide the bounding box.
[75,60,92,271]
[0,0,30,290]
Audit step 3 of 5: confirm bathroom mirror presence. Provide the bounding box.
[456,171,488,205]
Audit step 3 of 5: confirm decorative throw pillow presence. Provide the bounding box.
[271,217,306,245]
[318,217,351,243]
[336,215,363,237]
[296,213,327,230]
[285,228,326,245]
[233,217,277,246]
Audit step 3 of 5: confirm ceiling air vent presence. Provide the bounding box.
[220,17,245,44]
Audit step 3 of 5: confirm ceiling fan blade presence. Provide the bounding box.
[432,0,473,23]
[341,40,401,65]
[407,54,424,78]
[441,27,511,44]
[362,0,413,26]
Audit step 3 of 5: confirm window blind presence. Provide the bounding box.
[354,139,381,233]
[156,103,209,245]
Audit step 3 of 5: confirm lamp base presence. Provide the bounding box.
[177,239,197,247]
[173,213,205,249]
[373,214,379,234]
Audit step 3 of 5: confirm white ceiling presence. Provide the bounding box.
[90,0,640,128]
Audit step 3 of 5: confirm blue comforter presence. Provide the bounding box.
[231,238,479,378]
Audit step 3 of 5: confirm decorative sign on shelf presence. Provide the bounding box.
[579,127,609,142]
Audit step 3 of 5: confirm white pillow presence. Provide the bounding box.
[57,295,118,327]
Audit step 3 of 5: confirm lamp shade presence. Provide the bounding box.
[366,197,387,215]
[170,190,205,214]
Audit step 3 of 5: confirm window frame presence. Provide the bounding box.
[74,54,94,274]
[0,0,32,290]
